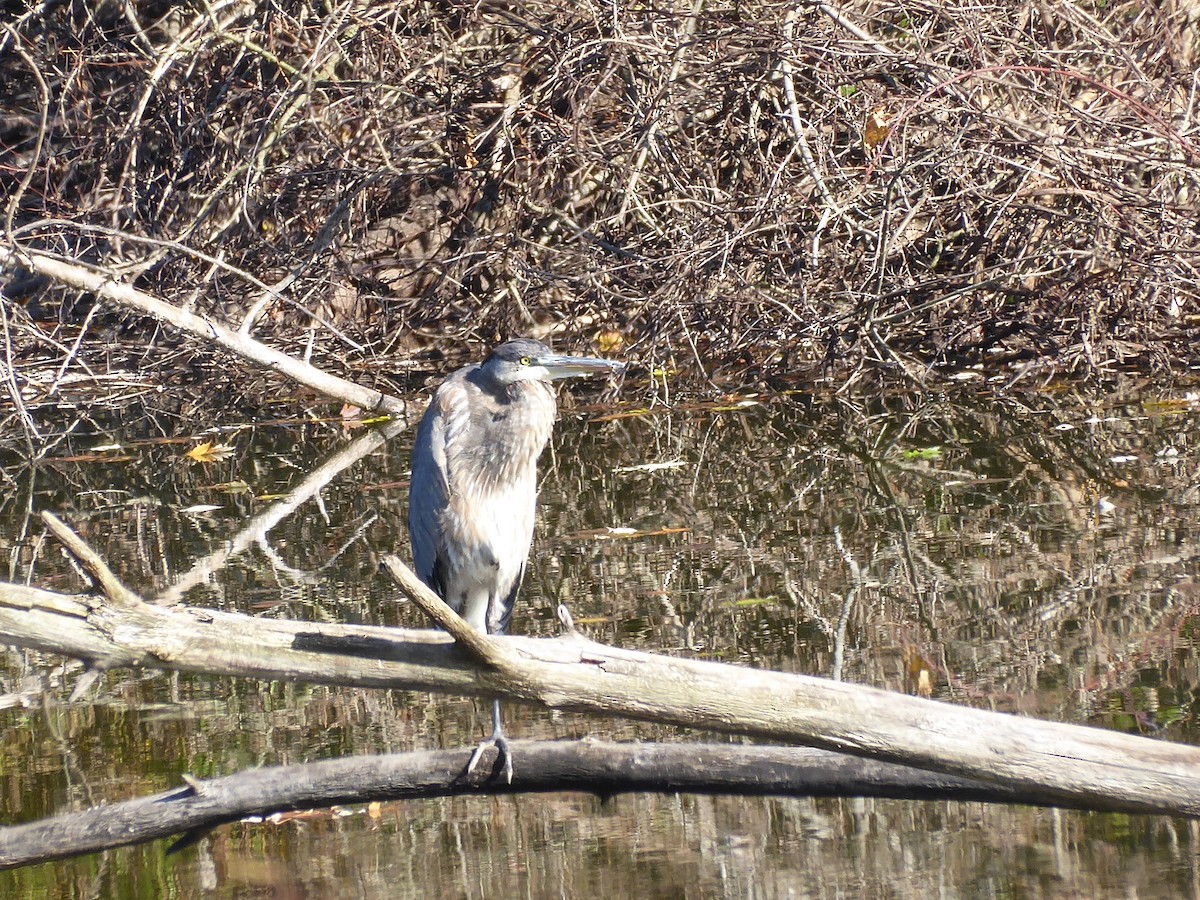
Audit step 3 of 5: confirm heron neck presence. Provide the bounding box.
[462,378,557,490]
[499,380,556,462]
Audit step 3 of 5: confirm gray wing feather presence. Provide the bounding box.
[407,391,450,594]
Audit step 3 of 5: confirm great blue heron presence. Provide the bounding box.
[408,338,624,780]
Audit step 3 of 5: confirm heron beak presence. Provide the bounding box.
[535,354,626,381]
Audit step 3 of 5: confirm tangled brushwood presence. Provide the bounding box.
[2,0,1199,393]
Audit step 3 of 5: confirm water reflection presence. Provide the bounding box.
[2,384,1200,896]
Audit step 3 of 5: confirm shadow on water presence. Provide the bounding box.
[2,381,1200,897]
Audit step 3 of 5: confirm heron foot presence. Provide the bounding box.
[465,732,513,784]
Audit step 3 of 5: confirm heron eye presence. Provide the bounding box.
[519,356,531,366]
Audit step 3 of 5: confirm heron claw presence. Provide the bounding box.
[465,732,513,784]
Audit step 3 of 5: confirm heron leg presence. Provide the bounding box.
[465,698,513,783]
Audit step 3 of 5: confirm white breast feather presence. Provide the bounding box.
[435,379,553,633]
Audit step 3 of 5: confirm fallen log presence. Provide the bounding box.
[0,512,1198,821]
[0,739,1166,870]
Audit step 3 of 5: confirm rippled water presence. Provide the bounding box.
[3,382,1200,897]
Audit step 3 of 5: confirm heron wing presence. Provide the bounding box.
[407,378,462,596]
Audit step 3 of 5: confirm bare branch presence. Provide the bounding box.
[380,553,512,666]
[0,247,408,417]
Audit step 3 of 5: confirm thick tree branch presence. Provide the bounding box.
[0,739,1173,870]
[3,514,1200,819]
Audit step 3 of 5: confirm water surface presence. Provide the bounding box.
[2,382,1200,897]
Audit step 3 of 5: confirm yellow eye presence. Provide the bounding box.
[519,356,531,366]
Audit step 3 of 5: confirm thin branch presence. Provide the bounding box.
[0,24,49,242]
[0,301,39,452]
[380,553,513,665]
[41,513,143,609]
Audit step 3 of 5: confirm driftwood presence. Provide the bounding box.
[0,739,1169,870]
[2,512,1200,823]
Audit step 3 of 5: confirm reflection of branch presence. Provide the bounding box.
[156,420,407,605]
[9,516,1200,821]
[0,739,1158,870]
[0,247,409,417]
[317,512,379,572]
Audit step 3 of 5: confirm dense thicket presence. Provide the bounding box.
[3,0,1198,388]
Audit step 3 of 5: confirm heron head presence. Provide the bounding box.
[482,338,625,385]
